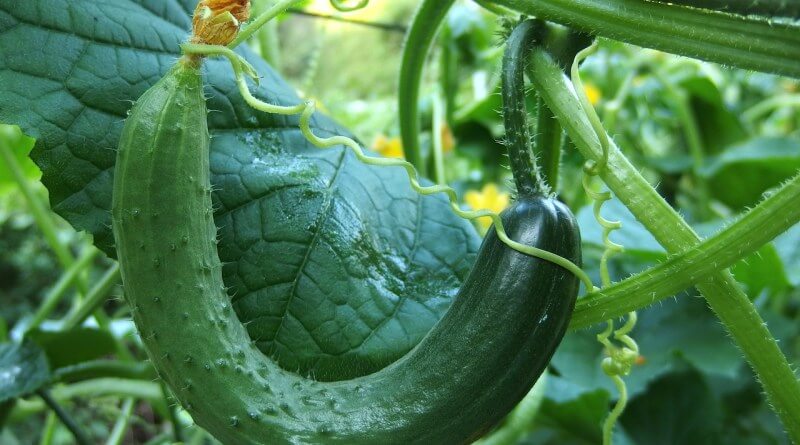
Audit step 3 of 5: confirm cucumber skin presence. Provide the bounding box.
[112,60,581,445]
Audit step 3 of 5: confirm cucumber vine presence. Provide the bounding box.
[181,23,594,290]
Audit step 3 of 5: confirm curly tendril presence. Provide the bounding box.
[571,40,639,445]
[180,42,594,290]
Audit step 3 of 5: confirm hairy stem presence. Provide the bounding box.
[529,49,800,440]
[652,0,800,19]
[492,0,800,78]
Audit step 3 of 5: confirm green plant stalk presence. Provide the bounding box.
[229,0,301,49]
[161,382,184,443]
[105,398,135,445]
[571,173,800,329]
[0,139,86,294]
[37,390,92,445]
[62,264,121,330]
[529,49,800,440]
[743,94,800,123]
[502,20,546,197]
[398,0,457,173]
[11,379,162,422]
[651,0,800,19]
[492,0,800,78]
[534,97,563,190]
[53,360,156,383]
[252,1,282,69]
[431,89,447,185]
[25,248,99,335]
[39,413,57,445]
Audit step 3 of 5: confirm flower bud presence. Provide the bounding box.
[191,0,250,46]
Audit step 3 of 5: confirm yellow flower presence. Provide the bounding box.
[372,134,404,159]
[191,0,250,46]
[584,82,601,106]
[464,183,510,233]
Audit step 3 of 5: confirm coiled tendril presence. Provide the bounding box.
[571,41,640,445]
[179,42,594,290]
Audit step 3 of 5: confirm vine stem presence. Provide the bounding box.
[571,173,800,329]
[0,137,87,295]
[502,20,548,197]
[528,48,800,440]
[61,264,121,330]
[491,0,800,78]
[228,0,303,49]
[105,398,135,445]
[398,0,458,173]
[36,390,92,445]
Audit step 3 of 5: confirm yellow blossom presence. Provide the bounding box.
[372,134,404,159]
[584,82,601,106]
[464,183,510,233]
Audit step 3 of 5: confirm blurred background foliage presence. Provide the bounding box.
[1,0,799,443]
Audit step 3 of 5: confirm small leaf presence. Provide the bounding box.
[26,328,117,369]
[620,370,723,445]
[0,340,51,403]
[700,137,800,209]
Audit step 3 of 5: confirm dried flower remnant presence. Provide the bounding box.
[191,0,251,46]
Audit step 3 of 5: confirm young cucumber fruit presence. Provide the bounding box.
[112,59,581,444]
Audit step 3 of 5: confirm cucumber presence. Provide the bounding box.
[112,58,581,444]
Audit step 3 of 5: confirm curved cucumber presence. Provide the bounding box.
[112,59,581,444]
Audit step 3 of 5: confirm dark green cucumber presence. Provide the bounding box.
[112,58,581,444]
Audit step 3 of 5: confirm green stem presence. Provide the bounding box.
[24,248,99,335]
[0,139,84,293]
[571,173,800,329]
[37,390,92,445]
[529,49,800,440]
[105,398,135,445]
[162,382,184,443]
[431,89,447,185]
[534,97,563,191]
[502,20,547,197]
[743,94,800,123]
[53,360,155,383]
[651,0,800,19]
[62,264,121,330]
[252,1,283,68]
[39,412,57,445]
[11,379,162,422]
[492,0,800,78]
[229,0,302,49]
[398,0,458,173]
[602,375,628,445]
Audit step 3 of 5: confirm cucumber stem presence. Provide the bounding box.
[501,21,548,197]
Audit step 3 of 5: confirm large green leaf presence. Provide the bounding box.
[0,0,480,380]
[0,341,51,403]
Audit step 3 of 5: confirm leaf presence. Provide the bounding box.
[0,124,40,193]
[700,137,800,209]
[0,340,51,403]
[0,0,480,380]
[533,376,609,445]
[26,328,117,369]
[620,370,723,445]
[680,76,747,156]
